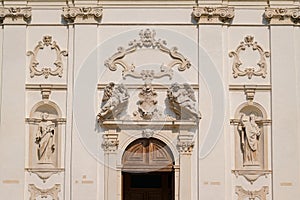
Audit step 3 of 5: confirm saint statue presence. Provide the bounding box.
[238,113,261,166]
[35,112,56,164]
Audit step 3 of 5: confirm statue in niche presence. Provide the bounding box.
[133,85,162,120]
[238,113,261,166]
[167,83,201,119]
[35,112,56,164]
[98,82,129,120]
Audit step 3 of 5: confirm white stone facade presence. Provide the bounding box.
[0,0,299,200]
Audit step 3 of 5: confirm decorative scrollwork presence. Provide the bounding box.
[62,6,103,23]
[28,184,61,200]
[235,186,269,200]
[27,35,68,79]
[0,7,31,23]
[264,7,300,24]
[192,6,234,23]
[229,35,270,79]
[105,29,191,79]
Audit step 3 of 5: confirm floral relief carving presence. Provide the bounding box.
[229,36,270,79]
[0,7,31,23]
[28,184,61,200]
[105,29,191,79]
[62,6,103,23]
[265,7,300,24]
[235,186,269,200]
[177,134,194,154]
[192,6,234,23]
[27,35,68,79]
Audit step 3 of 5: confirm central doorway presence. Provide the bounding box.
[122,138,175,200]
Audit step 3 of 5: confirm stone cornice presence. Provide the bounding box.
[0,7,31,24]
[62,6,103,24]
[192,6,234,24]
[264,7,300,24]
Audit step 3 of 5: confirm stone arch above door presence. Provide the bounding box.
[122,138,174,172]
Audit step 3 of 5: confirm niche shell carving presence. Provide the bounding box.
[229,35,270,79]
[98,83,129,121]
[27,35,68,78]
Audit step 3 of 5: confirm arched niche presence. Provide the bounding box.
[233,102,270,183]
[122,138,174,172]
[27,101,64,182]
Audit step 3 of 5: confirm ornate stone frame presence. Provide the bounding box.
[27,35,68,79]
[229,35,270,79]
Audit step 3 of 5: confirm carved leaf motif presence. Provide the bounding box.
[27,35,68,79]
[229,35,270,79]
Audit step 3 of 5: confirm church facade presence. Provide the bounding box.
[0,0,299,199]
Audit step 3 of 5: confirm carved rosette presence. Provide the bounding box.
[102,134,119,152]
[235,186,269,200]
[192,6,234,23]
[0,7,31,23]
[105,29,191,79]
[265,7,300,24]
[28,184,61,200]
[27,35,68,79]
[62,6,103,23]
[229,35,270,79]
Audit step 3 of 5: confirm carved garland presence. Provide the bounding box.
[192,6,235,23]
[27,35,68,79]
[62,6,103,22]
[229,35,270,79]
[0,7,31,22]
[235,186,269,200]
[28,184,61,200]
[265,7,300,24]
[105,29,191,81]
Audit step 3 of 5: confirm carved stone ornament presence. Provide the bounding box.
[62,6,103,23]
[142,129,155,138]
[27,35,68,79]
[0,7,31,23]
[229,36,270,79]
[235,186,269,200]
[192,6,234,23]
[133,85,162,120]
[177,134,194,154]
[265,7,300,24]
[232,169,272,184]
[167,83,201,120]
[105,29,191,82]
[28,184,61,200]
[102,134,119,152]
[98,83,129,121]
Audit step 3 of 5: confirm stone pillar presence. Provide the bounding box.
[102,132,119,200]
[177,134,194,200]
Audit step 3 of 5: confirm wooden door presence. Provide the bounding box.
[122,138,175,200]
[123,172,174,200]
